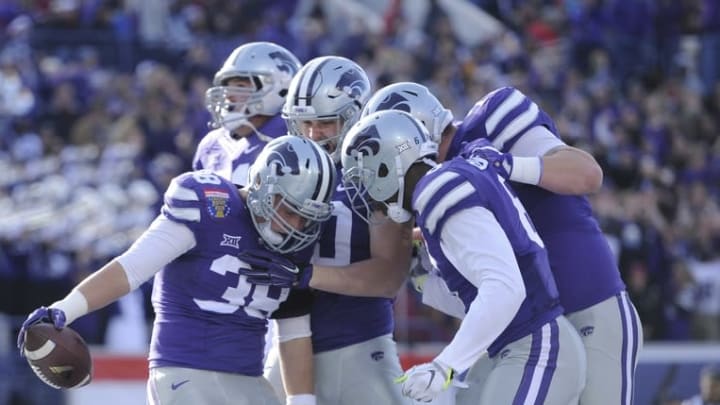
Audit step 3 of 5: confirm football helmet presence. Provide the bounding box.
[340,110,437,223]
[361,82,453,143]
[247,135,336,253]
[282,55,371,162]
[206,42,301,132]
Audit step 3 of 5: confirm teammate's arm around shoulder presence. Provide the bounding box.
[514,125,603,195]
[539,143,603,194]
[309,213,414,298]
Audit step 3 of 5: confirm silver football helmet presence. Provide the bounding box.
[206,42,301,132]
[340,110,437,223]
[282,56,371,162]
[247,135,336,253]
[362,82,453,143]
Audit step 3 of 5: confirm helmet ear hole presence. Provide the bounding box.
[378,163,389,178]
[251,76,263,91]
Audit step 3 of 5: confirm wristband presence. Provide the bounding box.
[508,156,543,185]
[286,393,316,405]
[50,290,89,325]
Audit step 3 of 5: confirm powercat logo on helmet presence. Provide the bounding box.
[336,68,368,100]
[345,124,381,157]
[269,51,299,75]
[376,92,411,113]
[267,143,301,176]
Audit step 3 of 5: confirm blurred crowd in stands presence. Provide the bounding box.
[0,0,719,355]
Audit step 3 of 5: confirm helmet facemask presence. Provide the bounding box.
[341,154,376,221]
[248,175,333,254]
[342,151,412,225]
[205,74,275,132]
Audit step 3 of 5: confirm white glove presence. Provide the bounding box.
[395,361,467,402]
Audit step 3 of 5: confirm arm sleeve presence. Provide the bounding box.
[509,125,565,157]
[433,207,526,373]
[116,215,197,289]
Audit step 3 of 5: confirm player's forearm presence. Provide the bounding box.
[364,217,413,296]
[51,260,132,324]
[278,336,314,395]
[538,147,603,194]
[310,258,404,298]
[77,260,132,311]
[53,217,194,324]
[310,218,412,298]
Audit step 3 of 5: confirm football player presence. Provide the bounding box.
[195,41,301,186]
[193,41,315,404]
[363,82,643,405]
[17,136,336,405]
[341,110,587,404]
[255,56,415,405]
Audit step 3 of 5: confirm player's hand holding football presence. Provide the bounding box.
[17,306,66,354]
[396,360,466,402]
[237,249,312,288]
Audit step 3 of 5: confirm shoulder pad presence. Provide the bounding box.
[163,171,235,223]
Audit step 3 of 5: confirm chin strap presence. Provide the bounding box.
[246,120,274,143]
[226,117,274,143]
[385,155,413,223]
[387,204,412,223]
[420,157,438,168]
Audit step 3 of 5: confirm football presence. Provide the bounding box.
[23,323,93,389]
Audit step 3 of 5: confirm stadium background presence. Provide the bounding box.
[0,0,718,404]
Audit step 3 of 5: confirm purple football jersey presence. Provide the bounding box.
[192,115,289,185]
[150,170,311,375]
[413,158,562,357]
[452,87,625,313]
[309,166,394,353]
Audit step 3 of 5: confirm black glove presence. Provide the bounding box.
[237,249,313,289]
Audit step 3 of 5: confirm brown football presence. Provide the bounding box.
[23,323,93,389]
